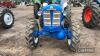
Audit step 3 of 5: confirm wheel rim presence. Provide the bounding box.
[68,39,71,46]
[84,7,92,23]
[4,13,13,25]
[34,37,39,44]
[33,23,39,44]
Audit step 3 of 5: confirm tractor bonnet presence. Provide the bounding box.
[40,4,63,32]
[42,4,62,11]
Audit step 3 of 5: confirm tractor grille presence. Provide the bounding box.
[44,11,51,26]
[44,11,60,26]
[53,11,60,26]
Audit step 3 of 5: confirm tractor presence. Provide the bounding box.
[0,6,14,29]
[0,1,16,8]
[25,0,80,52]
[82,0,100,28]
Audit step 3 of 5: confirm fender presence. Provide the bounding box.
[63,2,68,10]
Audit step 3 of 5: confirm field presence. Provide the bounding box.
[0,6,100,56]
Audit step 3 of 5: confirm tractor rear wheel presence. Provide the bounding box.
[25,20,39,49]
[82,2,100,28]
[63,4,80,52]
[67,20,80,52]
[0,7,14,29]
[64,14,80,52]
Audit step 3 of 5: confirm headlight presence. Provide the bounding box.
[43,3,48,6]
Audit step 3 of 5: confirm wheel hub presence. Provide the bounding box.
[84,7,92,23]
[68,39,71,46]
[4,13,13,25]
[34,37,39,44]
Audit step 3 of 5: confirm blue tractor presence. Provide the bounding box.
[26,0,80,52]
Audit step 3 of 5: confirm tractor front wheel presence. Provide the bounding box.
[67,20,80,52]
[25,20,39,49]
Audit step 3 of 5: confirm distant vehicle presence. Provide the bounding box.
[82,0,100,28]
[0,1,16,8]
[0,7,14,29]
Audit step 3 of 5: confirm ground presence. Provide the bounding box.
[0,6,100,56]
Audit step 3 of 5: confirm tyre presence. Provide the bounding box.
[63,4,80,52]
[25,20,39,49]
[0,8,14,29]
[34,3,40,19]
[73,3,76,7]
[82,2,100,28]
[63,4,71,28]
[63,7,80,52]
[67,20,80,52]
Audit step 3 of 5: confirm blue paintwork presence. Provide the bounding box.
[45,0,49,3]
[44,0,61,4]
[42,4,62,11]
[57,0,61,4]
[32,4,72,40]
